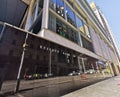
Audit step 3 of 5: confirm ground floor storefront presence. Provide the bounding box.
[0,23,114,96]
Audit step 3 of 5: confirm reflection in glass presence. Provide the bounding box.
[50,0,65,18]
[56,18,78,44]
[66,5,76,27]
[76,16,84,33]
[84,24,90,38]
[49,0,56,11]
[49,12,56,32]
[67,0,74,7]
[56,0,65,18]
[81,36,94,52]
[56,19,66,37]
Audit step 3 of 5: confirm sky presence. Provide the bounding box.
[87,0,120,50]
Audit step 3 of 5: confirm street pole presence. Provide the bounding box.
[14,32,28,93]
[77,56,81,72]
[49,49,52,75]
[82,58,86,73]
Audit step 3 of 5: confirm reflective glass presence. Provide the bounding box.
[56,0,65,18]
[66,5,76,27]
[49,0,56,11]
[84,24,90,38]
[56,19,66,37]
[67,0,74,7]
[76,16,84,33]
[50,0,65,18]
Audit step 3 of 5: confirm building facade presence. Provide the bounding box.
[90,1,120,74]
[21,0,120,75]
[0,0,120,96]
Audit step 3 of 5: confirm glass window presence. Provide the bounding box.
[84,24,90,38]
[67,27,78,43]
[81,36,94,52]
[56,19,66,37]
[56,18,78,44]
[49,12,56,32]
[67,0,74,7]
[31,5,36,22]
[68,28,74,41]
[49,0,56,11]
[56,0,65,18]
[76,16,84,33]
[29,0,43,34]
[32,15,42,34]
[74,32,79,43]
[50,0,65,18]
[66,5,76,27]
[49,12,79,44]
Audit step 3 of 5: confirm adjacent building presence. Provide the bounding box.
[90,1,120,73]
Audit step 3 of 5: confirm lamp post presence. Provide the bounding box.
[14,32,28,93]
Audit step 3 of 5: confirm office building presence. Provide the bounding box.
[0,0,120,96]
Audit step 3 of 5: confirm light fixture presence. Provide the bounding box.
[57,50,59,53]
[52,49,54,52]
[40,45,42,49]
[43,46,46,50]
[58,11,60,13]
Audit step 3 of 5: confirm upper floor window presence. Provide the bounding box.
[84,24,90,38]
[56,18,78,44]
[66,5,76,27]
[50,0,56,11]
[76,16,84,33]
[50,0,65,18]
[67,0,74,7]
[56,19,66,37]
[56,0,65,18]
[81,36,94,52]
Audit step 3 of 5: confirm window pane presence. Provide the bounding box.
[84,24,90,38]
[67,27,78,43]
[67,0,74,7]
[48,12,56,32]
[56,18,78,44]
[66,5,76,27]
[49,0,65,18]
[56,19,66,37]
[56,0,65,18]
[76,16,84,33]
[81,36,94,52]
[49,0,56,11]
[48,12,79,44]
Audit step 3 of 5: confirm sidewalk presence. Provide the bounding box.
[62,75,120,97]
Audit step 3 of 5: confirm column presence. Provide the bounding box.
[41,0,50,29]
[25,0,35,30]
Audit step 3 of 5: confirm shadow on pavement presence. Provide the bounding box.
[0,91,15,97]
